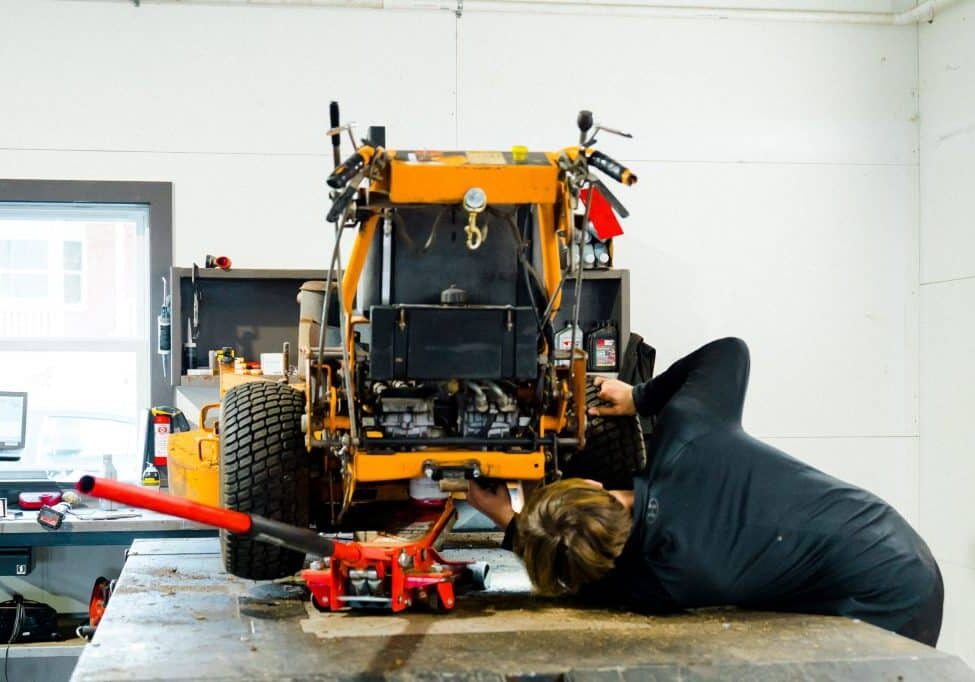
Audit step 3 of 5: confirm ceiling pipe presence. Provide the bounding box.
[892,0,958,23]
[456,0,963,22]
[112,0,962,23]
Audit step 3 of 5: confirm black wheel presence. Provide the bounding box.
[560,376,647,489]
[427,590,444,612]
[220,381,310,580]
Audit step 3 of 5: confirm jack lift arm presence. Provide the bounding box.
[77,476,477,613]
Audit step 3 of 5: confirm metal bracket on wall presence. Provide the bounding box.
[455,0,463,18]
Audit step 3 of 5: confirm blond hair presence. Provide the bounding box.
[514,479,632,596]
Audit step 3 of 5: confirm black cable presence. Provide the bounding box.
[523,265,544,335]
[494,206,548,335]
[569,180,596,362]
[314,220,347,406]
[3,594,25,682]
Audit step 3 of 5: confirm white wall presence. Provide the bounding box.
[0,0,938,651]
[920,0,975,666]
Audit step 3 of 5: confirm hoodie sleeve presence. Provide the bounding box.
[632,337,750,426]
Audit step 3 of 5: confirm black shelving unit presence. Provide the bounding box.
[168,267,324,386]
[551,269,630,374]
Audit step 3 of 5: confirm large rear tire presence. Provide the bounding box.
[560,377,647,489]
[219,381,309,580]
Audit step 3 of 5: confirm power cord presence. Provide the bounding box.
[2,593,25,682]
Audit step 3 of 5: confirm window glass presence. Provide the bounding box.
[0,203,149,482]
[0,240,48,269]
[63,241,83,271]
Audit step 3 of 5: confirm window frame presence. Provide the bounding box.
[0,180,173,407]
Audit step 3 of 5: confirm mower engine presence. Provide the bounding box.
[365,381,527,442]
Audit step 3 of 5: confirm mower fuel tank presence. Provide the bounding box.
[369,304,536,380]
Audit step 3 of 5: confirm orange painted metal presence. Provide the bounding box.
[341,214,380,320]
[536,201,563,310]
[353,449,545,482]
[387,153,559,204]
[572,349,589,450]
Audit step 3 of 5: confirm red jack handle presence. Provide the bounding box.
[77,476,361,563]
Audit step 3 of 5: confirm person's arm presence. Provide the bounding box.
[640,337,750,423]
[466,479,519,549]
[591,337,751,424]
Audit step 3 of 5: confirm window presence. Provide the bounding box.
[1,233,89,309]
[0,182,171,483]
[0,203,149,480]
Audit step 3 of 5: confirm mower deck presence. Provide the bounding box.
[70,537,974,682]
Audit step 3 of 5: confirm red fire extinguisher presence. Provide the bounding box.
[141,407,190,488]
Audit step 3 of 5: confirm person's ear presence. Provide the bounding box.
[582,478,604,489]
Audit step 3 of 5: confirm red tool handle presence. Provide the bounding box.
[76,476,362,562]
[78,475,252,534]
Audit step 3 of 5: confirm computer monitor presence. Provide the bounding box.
[0,392,28,455]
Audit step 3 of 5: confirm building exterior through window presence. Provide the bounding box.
[0,203,150,482]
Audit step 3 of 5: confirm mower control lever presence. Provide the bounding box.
[329,101,342,168]
[327,185,357,224]
[577,110,594,143]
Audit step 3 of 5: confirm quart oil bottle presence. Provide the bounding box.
[587,320,618,372]
[555,321,584,367]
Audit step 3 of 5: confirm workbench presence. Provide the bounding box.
[0,508,214,682]
[71,536,974,681]
[0,507,215,548]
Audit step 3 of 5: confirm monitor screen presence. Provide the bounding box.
[0,392,28,451]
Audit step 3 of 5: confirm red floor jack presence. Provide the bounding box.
[76,476,485,613]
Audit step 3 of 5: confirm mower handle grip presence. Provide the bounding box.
[326,151,367,189]
[329,102,341,151]
[329,101,342,168]
[585,149,638,186]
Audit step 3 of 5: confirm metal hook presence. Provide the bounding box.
[465,213,484,250]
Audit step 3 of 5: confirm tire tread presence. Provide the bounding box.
[220,381,309,580]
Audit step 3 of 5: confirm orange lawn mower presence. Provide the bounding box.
[121,109,649,614]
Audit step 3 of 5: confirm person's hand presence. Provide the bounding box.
[588,376,637,417]
[466,478,514,530]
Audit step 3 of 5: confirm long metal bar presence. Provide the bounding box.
[78,476,252,534]
[76,476,362,562]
